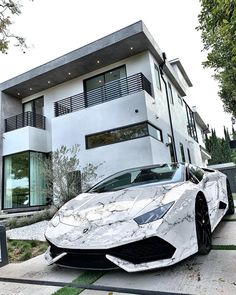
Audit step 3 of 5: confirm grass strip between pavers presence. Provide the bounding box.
[222,218,236,221]
[52,271,106,295]
[212,245,236,250]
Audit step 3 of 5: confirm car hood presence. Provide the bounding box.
[56,183,179,227]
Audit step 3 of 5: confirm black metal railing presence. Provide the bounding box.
[5,111,46,132]
[54,72,152,117]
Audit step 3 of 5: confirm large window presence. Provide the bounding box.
[84,66,127,106]
[86,122,163,149]
[168,82,174,104]
[23,96,44,115]
[154,64,161,90]
[185,104,198,142]
[3,151,47,209]
[168,135,175,162]
[179,143,186,162]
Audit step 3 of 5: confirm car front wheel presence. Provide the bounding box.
[195,196,212,255]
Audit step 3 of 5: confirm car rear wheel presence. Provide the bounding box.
[195,196,212,255]
[226,181,235,215]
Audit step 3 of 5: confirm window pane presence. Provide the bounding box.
[3,152,29,209]
[34,97,44,115]
[104,67,126,83]
[86,123,148,149]
[180,143,186,162]
[148,124,162,141]
[30,152,47,206]
[85,75,105,91]
[154,64,161,90]
[187,148,192,163]
[168,135,175,162]
[168,82,174,104]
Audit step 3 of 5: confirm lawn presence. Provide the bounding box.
[7,240,48,263]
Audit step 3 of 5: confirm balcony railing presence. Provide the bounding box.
[54,72,152,117]
[5,111,46,132]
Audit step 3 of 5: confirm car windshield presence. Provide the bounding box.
[89,163,184,193]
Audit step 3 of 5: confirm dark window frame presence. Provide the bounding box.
[187,148,192,164]
[168,134,175,162]
[179,142,186,162]
[185,102,198,142]
[23,96,44,114]
[2,150,49,210]
[84,65,127,92]
[154,63,162,91]
[167,82,174,105]
[85,121,163,149]
[23,96,44,128]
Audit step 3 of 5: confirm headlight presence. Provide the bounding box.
[50,212,60,227]
[134,202,174,225]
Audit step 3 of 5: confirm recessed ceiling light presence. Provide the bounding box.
[98,80,102,83]
[17,92,20,96]
[130,46,134,50]
[29,88,33,91]
[48,80,51,84]
[97,60,100,64]
[68,72,71,76]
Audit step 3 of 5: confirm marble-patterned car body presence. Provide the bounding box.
[45,163,230,272]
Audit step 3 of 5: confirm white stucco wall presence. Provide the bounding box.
[3,50,205,180]
[3,127,48,156]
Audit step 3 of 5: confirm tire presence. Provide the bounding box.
[195,196,212,255]
[226,181,235,215]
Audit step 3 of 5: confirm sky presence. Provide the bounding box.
[0,0,233,137]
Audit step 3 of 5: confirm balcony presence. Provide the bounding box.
[54,72,152,117]
[5,111,46,132]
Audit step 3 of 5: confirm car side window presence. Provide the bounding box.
[189,165,205,182]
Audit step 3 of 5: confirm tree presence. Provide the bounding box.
[197,0,236,116]
[206,128,234,164]
[0,0,32,53]
[40,144,102,208]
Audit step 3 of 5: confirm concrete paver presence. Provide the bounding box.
[87,250,236,295]
[213,221,236,245]
[0,254,81,295]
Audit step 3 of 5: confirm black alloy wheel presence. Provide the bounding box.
[226,181,235,215]
[195,196,212,255]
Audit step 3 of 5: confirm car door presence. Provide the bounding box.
[188,165,219,229]
[201,170,220,229]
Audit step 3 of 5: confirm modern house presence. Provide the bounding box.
[0,21,210,212]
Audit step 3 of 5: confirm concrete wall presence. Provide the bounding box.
[0,92,22,210]
[3,127,48,156]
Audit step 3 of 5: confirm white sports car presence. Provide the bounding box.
[45,163,234,272]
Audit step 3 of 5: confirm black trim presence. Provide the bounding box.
[54,72,152,117]
[48,237,175,268]
[159,55,178,162]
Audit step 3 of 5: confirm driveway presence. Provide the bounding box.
[0,205,236,295]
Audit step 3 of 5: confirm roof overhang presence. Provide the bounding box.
[169,58,193,87]
[194,111,210,134]
[0,21,187,99]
